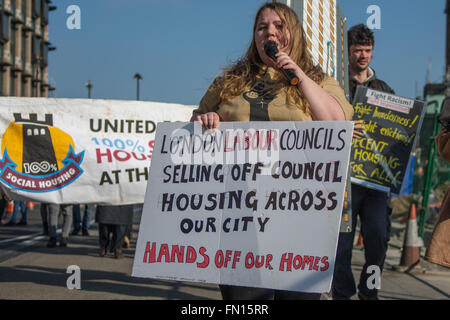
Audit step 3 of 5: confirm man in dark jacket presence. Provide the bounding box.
[347,27,394,102]
[332,24,395,300]
[96,205,134,259]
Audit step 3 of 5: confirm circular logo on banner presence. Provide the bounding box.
[0,113,84,192]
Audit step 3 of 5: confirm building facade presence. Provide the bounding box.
[0,0,55,97]
[274,0,349,97]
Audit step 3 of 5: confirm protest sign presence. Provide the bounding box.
[350,86,425,194]
[132,121,353,293]
[0,97,195,204]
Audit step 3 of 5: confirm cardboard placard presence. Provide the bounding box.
[350,86,425,194]
[132,121,353,293]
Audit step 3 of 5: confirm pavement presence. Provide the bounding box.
[0,203,448,301]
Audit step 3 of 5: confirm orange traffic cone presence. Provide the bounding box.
[399,203,423,268]
[6,201,14,213]
[356,232,364,247]
[26,201,35,210]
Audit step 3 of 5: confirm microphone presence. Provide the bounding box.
[263,41,300,86]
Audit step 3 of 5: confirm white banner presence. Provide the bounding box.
[0,97,195,204]
[132,121,353,293]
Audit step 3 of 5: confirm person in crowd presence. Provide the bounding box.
[424,101,450,267]
[0,187,10,225]
[332,24,395,300]
[43,203,73,248]
[71,204,95,236]
[346,27,394,102]
[122,223,132,249]
[96,205,134,259]
[191,2,353,299]
[5,201,28,226]
[40,203,49,235]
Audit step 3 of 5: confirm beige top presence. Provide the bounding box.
[193,67,354,121]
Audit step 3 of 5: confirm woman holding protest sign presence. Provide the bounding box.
[190,2,353,300]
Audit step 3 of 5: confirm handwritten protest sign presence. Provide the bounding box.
[350,86,425,194]
[0,97,195,204]
[132,121,353,293]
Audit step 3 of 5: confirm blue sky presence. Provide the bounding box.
[48,0,446,105]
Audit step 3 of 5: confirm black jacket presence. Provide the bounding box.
[349,68,395,104]
[95,204,134,225]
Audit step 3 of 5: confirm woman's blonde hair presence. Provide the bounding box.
[217,2,325,116]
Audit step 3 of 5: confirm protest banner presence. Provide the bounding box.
[350,86,425,194]
[132,121,353,293]
[0,97,195,204]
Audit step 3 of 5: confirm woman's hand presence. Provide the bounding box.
[274,51,303,80]
[192,112,220,130]
[353,120,365,139]
[274,52,345,121]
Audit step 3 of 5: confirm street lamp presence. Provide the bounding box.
[86,80,93,98]
[134,73,142,100]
